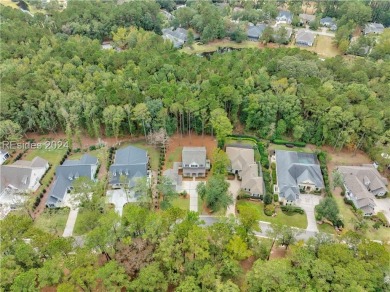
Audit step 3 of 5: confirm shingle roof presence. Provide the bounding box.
[296,30,315,45]
[247,24,267,39]
[364,22,384,34]
[109,146,148,186]
[182,147,206,166]
[299,13,315,22]
[276,150,324,201]
[47,154,98,206]
[277,10,292,20]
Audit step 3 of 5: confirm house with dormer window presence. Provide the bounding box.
[109,146,149,189]
[47,154,98,208]
[182,147,210,177]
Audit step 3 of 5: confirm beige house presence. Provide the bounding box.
[226,147,264,197]
[338,164,388,216]
[182,147,210,177]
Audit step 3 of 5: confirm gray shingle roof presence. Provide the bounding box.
[182,147,206,166]
[109,146,148,186]
[276,10,292,21]
[47,154,98,207]
[247,24,267,39]
[296,30,315,45]
[364,23,384,34]
[276,150,324,201]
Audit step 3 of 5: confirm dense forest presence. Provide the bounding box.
[1,3,389,158]
[1,208,389,291]
[1,1,390,290]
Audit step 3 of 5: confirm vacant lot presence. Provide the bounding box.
[237,200,308,229]
[34,208,70,236]
[306,35,341,58]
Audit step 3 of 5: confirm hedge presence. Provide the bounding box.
[376,212,390,227]
[272,139,306,147]
[281,205,304,215]
[343,197,357,211]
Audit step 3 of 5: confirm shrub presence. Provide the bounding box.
[89,145,96,151]
[281,205,304,215]
[273,194,279,202]
[373,222,382,229]
[264,204,275,216]
[376,212,389,227]
[264,193,273,205]
[343,198,357,211]
[237,190,251,200]
[272,139,306,147]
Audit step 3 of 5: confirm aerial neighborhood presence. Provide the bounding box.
[0,0,389,291]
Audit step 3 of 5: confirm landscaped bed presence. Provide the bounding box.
[237,200,308,229]
[34,207,70,236]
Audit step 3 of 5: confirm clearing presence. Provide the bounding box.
[237,200,308,229]
[33,208,70,236]
[290,35,341,58]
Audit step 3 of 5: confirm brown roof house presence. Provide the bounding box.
[338,164,388,216]
[226,146,264,197]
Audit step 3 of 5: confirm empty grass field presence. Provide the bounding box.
[34,207,70,236]
[294,35,341,58]
[237,200,308,229]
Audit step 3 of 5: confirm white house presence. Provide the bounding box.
[276,10,293,24]
[0,150,10,165]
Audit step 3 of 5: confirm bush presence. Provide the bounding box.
[89,145,96,151]
[237,190,251,200]
[376,212,389,227]
[343,197,357,211]
[273,194,279,202]
[264,193,273,205]
[281,205,304,215]
[373,221,382,229]
[264,204,275,216]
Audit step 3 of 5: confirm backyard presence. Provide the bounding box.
[34,208,70,236]
[165,146,182,170]
[237,200,308,229]
[269,143,316,153]
[180,39,260,54]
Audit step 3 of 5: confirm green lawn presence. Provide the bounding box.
[269,144,314,153]
[120,141,160,171]
[68,147,108,172]
[73,209,90,236]
[317,222,336,234]
[166,146,182,169]
[34,208,70,236]
[172,197,189,210]
[24,146,68,191]
[237,200,308,229]
[180,39,259,54]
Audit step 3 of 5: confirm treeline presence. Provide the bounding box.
[1,207,389,291]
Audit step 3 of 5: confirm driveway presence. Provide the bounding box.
[373,197,390,223]
[63,208,79,237]
[226,177,241,216]
[180,178,202,212]
[106,189,137,216]
[296,194,321,232]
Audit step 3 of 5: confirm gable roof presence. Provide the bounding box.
[109,146,148,186]
[296,30,315,44]
[162,27,188,48]
[47,154,98,206]
[276,150,324,201]
[299,13,315,22]
[320,16,335,24]
[0,156,49,193]
[364,22,384,34]
[247,24,267,39]
[182,147,206,166]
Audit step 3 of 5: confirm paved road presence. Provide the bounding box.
[200,215,318,241]
[63,208,79,237]
[226,178,240,216]
[373,197,390,223]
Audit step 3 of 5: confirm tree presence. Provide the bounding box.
[267,223,301,249]
[0,120,22,142]
[196,175,232,213]
[129,263,168,292]
[95,261,130,291]
[230,25,247,43]
[237,203,261,234]
[132,103,151,138]
[210,108,233,147]
[186,29,195,47]
[156,176,178,210]
[226,235,252,261]
[260,26,274,44]
[211,148,230,176]
[332,170,344,190]
[315,196,340,226]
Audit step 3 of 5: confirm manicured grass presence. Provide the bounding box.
[180,39,259,54]
[333,193,356,231]
[269,144,314,153]
[237,200,308,229]
[120,141,160,171]
[34,208,70,236]
[171,197,189,210]
[68,147,109,170]
[165,146,182,169]
[317,222,336,234]
[363,223,390,243]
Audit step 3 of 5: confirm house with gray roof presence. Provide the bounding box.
[1,156,49,196]
[47,154,98,208]
[338,165,388,216]
[109,146,149,189]
[275,150,324,204]
[226,146,264,197]
[247,23,267,41]
[182,147,210,177]
[320,17,337,30]
[364,23,384,35]
[272,25,293,44]
[162,27,193,48]
[276,10,293,24]
[296,30,315,46]
[299,13,315,24]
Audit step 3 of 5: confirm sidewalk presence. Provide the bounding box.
[63,208,79,237]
